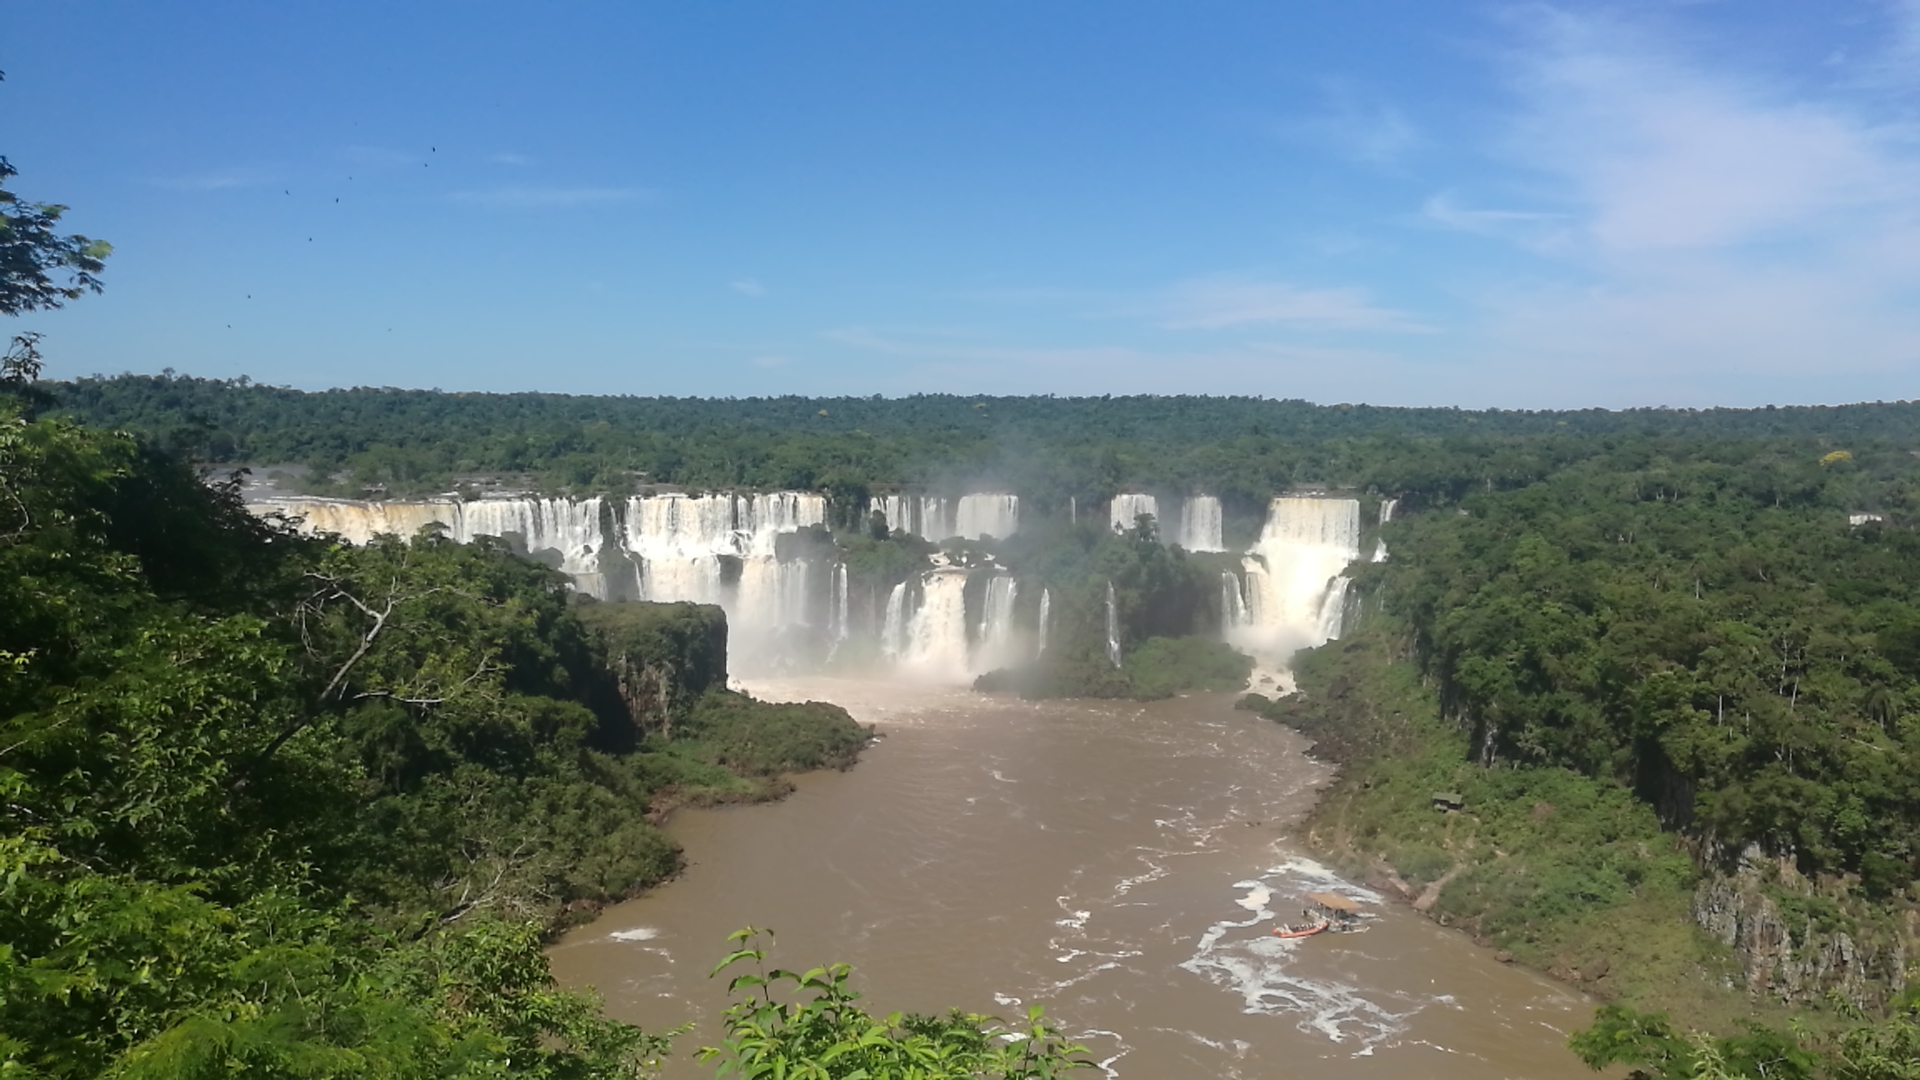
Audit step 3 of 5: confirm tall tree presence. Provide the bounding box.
[1,73,112,318]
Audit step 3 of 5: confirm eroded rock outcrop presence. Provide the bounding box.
[1693,846,1910,1010]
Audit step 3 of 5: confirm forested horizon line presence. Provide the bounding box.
[46,370,1920,503]
[46,369,1920,423]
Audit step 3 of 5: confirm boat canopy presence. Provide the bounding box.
[1304,892,1361,913]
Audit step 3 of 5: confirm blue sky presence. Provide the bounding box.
[8,1,1919,406]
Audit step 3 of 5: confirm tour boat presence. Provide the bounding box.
[1271,918,1331,939]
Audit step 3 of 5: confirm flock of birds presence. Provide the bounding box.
[227,146,436,332]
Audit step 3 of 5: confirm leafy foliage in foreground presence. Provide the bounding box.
[1568,1001,1920,1080]
[702,930,1093,1080]
[0,400,865,1076]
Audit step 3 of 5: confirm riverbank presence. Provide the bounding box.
[552,676,1599,1080]
[1253,618,1788,1036]
[550,687,871,928]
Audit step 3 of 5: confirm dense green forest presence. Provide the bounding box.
[44,374,1920,510]
[1258,431,1920,1078]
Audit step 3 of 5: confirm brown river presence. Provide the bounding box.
[549,678,1596,1078]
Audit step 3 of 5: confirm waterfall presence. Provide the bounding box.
[1069,497,1077,525]
[455,497,607,576]
[1109,494,1158,536]
[881,581,910,659]
[894,571,972,679]
[249,496,617,597]
[1371,498,1398,563]
[617,492,829,647]
[1176,495,1225,552]
[1105,581,1123,668]
[1037,588,1051,657]
[876,495,917,538]
[882,571,1021,680]
[1220,570,1249,632]
[975,576,1020,671]
[959,494,1020,540]
[876,494,1019,541]
[1234,497,1362,662]
[829,563,850,643]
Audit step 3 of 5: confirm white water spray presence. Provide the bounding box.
[876,494,1020,541]
[1037,588,1052,657]
[1109,494,1158,536]
[1177,495,1225,552]
[1233,498,1362,665]
[1371,498,1398,563]
[1105,581,1123,668]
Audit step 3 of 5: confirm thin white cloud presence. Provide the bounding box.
[1421,192,1574,251]
[1416,5,1920,401]
[730,278,768,297]
[1850,0,1920,90]
[1282,82,1422,165]
[1156,278,1428,332]
[1496,8,1914,254]
[448,186,653,208]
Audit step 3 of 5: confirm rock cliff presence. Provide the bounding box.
[1693,845,1912,1011]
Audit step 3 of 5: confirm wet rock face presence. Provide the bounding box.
[1692,847,1908,1010]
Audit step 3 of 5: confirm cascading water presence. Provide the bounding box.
[894,571,973,680]
[252,487,1364,682]
[876,494,1020,541]
[955,495,1020,541]
[250,491,830,670]
[1372,498,1399,563]
[1220,570,1250,632]
[1177,496,1225,553]
[975,576,1020,671]
[828,563,850,646]
[1105,581,1123,668]
[1110,493,1158,535]
[252,496,611,591]
[1037,588,1051,657]
[1233,497,1362,663]
[456,497,608,577]
[620,493,827,643]
[881,581,910,659]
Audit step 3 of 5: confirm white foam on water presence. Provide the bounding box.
[989,769,1017,783]
[1045,960,1127,992]
[1264,855,1385,904]
[607,927,660,942]
[1179,857,1418,1053]
[1073,1028,1130,1080]
[994,992,1024,1006]
[1113,863,1168,896]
